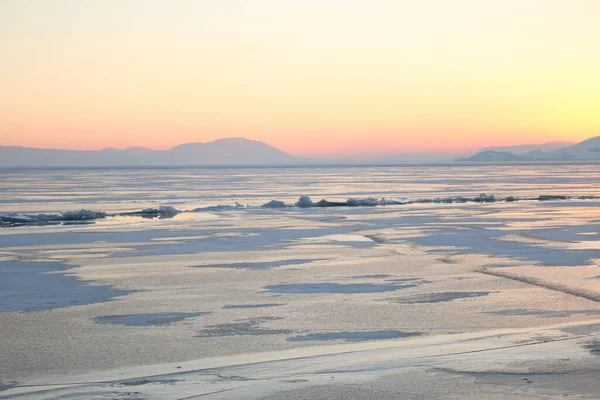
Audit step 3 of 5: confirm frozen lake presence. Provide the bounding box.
[1,165,600,399]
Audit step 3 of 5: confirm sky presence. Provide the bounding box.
[0,0,599,157]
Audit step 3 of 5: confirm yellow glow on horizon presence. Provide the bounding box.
[1,0,599,156]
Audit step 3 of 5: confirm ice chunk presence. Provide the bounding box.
[0,213,39,223]
[357,198,380,206]
[135,205,180,218]
[315,199,347,207]
[262,200,287,208]
[474,193,497,203]
[61,209,107,220]
[296,196,314,208]
[381,197,410,205]
[539,195,568,201]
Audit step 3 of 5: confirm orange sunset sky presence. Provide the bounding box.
[0,0,599,157]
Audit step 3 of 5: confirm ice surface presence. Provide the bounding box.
[3,165,600,399]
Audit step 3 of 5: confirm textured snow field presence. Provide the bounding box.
[1,165,600,399]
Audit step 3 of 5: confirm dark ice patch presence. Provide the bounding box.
[264,282,417,294]
[114,378,179,387]
[196,317,292,337]
[560,322,600,336]
[487,309,600,318]
[403,223,600,267]
[385,277,428,283]
[387,291,490,304]
[106,225,359,257]
[192,259,318,270]
[95,312,207,326]
[223,303,283,309]
[288,330,422,342]
[363,234,388,244]
[583,340,600,356]
[0,382,18,392]
[0,261,132,312]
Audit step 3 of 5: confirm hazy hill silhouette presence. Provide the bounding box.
[460,136,600,162]
[0,138,294,167]
[3,136,600,167]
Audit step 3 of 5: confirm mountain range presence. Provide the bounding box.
[0,138,294,167]
[459,136,600,162]
[464,141,572,156]
[1,136,599,167]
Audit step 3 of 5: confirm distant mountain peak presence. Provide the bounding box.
[570,135,600,146]
[459,150,524,162]
[470,141,574,156]
[460,136,600,162]
[168,137,291,158]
